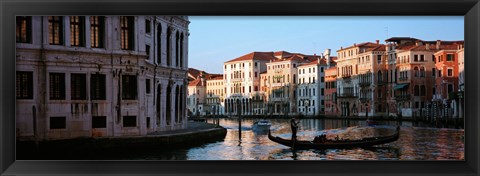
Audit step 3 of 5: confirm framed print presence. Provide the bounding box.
[1,0,479,175]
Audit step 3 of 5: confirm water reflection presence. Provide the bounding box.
[185,118,464,160]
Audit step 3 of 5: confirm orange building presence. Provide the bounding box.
[385,37,463,117]
[324,66,338,116]
[336,41,382,117]
[433,41,464,117]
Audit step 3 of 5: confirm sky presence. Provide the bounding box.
[188,16,463,74]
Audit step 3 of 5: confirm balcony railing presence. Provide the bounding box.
[270,97,287,102]
[395,94,410,101]
[231,78,243,82]
[359,97,369,103]
[358,82,370,87]
[271,82,285,87]
[337,93,357,98]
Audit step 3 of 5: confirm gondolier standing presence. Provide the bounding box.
[290,116,300,150]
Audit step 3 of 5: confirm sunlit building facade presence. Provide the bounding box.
[336,41,382,117]
[16,16,189,140]
[296,52,332,116]
[223,52,272,116]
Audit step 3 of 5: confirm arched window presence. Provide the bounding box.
[414,85,420,96]
[420,67,425,77]
[180,32,184,68]
[420,85,426,96]
[377,71,382,83]
[167,27,172,66]
[157,24,162,64]
[414,67,419,77]
[175,31,180,67]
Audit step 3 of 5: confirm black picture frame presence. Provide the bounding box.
[1,0,479,175]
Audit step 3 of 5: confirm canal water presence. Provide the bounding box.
[150,118,463,160]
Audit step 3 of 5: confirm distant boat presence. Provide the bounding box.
[252,120,271,131]
[268,126,400,149]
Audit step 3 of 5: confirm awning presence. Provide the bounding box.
[394,83,409,90]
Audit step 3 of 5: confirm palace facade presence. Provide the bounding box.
[16,16,189,140]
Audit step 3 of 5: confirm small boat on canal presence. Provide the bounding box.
[268,126,400,150]
[252,120,272,131]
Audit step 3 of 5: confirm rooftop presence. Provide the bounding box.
[225,52,277,63]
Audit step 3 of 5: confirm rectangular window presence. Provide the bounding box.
[448,84,454,94]
[255,72,257,78]
[146,79,151,94]
[377,55,382,64]
[254,86,258,91]
[145,19,151,34]
[147,117,151,128]
[447,54,454,61]
[447,68,453,77]
[16,16,32,43]
[49,73,65,100]
[420,55,425,62]
[48,16,64,45]
[432,68,436,77]
[50,117,66,129]
[70,16,85,46]
[90,16,104,48]
[71,73,87,100]
[123,116,137,127]
[16,71,33,99]
[120,16,135,50]
[321,77,324,83]
[90,74,106,100]
[414,55,418,61]
[255,62,258,68]
[146,45,150,60]
[321,88,324,96]
[122,75,137,100]
[92,116,107,128]
[432,55,435,62]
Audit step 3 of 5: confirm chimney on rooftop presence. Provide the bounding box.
[376,40,379,44]
[325,49,331,68]
[426,43,430,50]
[415,40,422,46]
[436,40,441,50]
[354,43,356,46]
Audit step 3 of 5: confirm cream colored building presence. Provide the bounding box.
[265,55,301,116]
[296,50,332,116]
[356,44,387,117]
[336,41,381,117]
[16,16,189,140]
[187,73,206,116]
[205,75,225,115]
[223,52,273,116]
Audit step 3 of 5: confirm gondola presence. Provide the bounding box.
[268,126,400,150]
